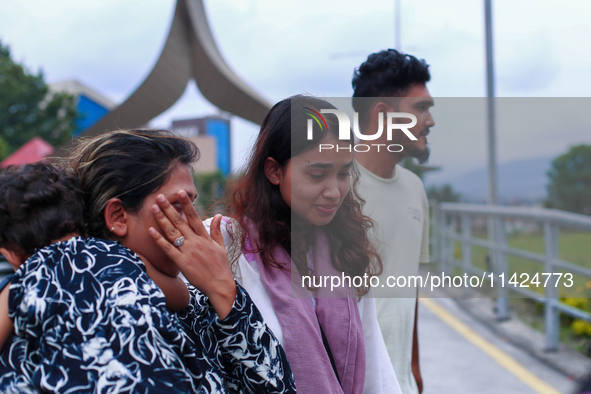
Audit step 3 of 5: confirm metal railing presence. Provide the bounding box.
[431,202,591,350]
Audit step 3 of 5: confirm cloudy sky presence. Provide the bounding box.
[0,0,590,184]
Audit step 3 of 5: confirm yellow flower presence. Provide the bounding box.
[572,320,591,337]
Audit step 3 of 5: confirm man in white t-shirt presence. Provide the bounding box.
[352,49,434,394]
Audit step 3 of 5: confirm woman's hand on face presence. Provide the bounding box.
[148,190,237,319]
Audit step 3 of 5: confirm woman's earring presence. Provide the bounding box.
[110,226,115,233]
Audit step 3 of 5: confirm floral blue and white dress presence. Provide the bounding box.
[0,237,296,394]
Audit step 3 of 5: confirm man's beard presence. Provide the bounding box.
[413,145,430,164]
[395,128,430,164]
[404,143,430,164]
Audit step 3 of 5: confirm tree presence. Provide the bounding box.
[193,171,229,215]
[0,40,77,160]
[401,157,427,179]
[546,144,591,215]
[426,183,461,203]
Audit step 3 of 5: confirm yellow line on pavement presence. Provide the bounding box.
[419,298,561,394]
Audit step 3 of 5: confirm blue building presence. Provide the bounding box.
[49,81,231,175]
[171,116,232,175]
[50,80,116,136]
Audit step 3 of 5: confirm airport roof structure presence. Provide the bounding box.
[54,0,271,156]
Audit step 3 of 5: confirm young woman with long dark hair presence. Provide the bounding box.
[199,96,402,394]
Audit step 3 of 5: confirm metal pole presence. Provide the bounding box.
[395,0,401,51]
[484,0,505,319]
[544,221,560,350]
[484,0,498,205]
[461,213,473,297]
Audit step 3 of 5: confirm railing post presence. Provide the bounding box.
[430,202,440,267]
[438,208,446,274]
[544,220,560,351]
[461,213,472,296]
[448,215,458,272]
[494,216,509,320]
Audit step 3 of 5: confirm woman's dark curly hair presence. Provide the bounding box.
[225,95,382,296]
[0,161,85,256]
[69,129,199,239]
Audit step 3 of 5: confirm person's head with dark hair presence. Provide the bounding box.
[70,129,199,277]
[228,96,344,229]
[352,49,434,166]
[226,95,382,295]
[352,49,430,101]
[0,161,85,268]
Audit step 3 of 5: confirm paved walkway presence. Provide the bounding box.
[418,297,578,394]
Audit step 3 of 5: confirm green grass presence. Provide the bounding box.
[450,231,591,298]
[464,230,591,269]
[507,230,591,268]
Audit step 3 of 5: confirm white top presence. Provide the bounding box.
[357,163,430,394]
[203,218,402,394]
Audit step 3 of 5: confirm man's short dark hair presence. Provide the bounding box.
[0,161,85,255]
[352,49,431,115]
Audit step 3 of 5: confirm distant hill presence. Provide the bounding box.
[428,157,553,202]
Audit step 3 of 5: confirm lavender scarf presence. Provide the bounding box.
[241,223,366,394]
